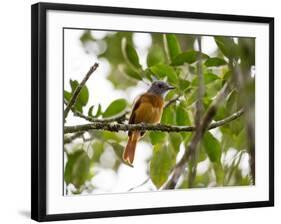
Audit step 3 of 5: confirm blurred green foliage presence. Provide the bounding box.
[150,144,176,188]
[64,30,255,194]
[64,79,89,113]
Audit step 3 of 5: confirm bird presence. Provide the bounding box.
[123,80,175,166]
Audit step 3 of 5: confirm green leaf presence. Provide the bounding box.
[205,73,220,84]
[203,97,212,110]
[185,88,197,106]
[163,34,182,63]
[223,70,232,81]
[214,104,227,121]
[205,79,223,98]
[188,65,196,74]
[119,64,142,80]
[147,45,165,67]
[64,150,91,188]
[161,105,176,124]
[213,162,224,185]
[235,128,247,150]
[102,99,127,118]
[192,172,210,188]
[98,33,136,89]
[240,175,252,186]
[192,73,220,86]
[169,133,182,153]
[88,104,103,118]
[214,36,239,59]
[226,90,239,114]
[150,145,175,188]
[121,37,141,69]
[70,80,89,105]
[80,30,95,43]
[69,79,89,112]
[99,32,132,65]
[179,79,190,92]
[149,64,178,84]
[231,117,244,136]
[176,104,190,125]
[198,143,207,162]
[176,103,191,139]
[141,68,154,81]
[69,80,77,90]
[238,38,255,69]
[88,105,94,117]
[101,131,126,143]
[220,128,244,152]
[91,141,104,162]
[64,90,72,102]
[94,104,102,118]
[165,89,176,101]
[204,57,227,67]
[149,132,167,145]
[110,142,124,161]
[172,51,209,65]
[220,109,244,138]
[202,131,221,163]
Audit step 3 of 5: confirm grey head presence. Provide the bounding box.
[147,80,175,96]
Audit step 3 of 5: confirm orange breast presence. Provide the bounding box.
[133,93,164,124]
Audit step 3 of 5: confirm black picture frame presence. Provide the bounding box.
[31,2,274,222]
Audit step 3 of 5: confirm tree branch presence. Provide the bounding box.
[164,95,181,108]
[64,108,243,134]
[127,178,150,192]
[64,63,99,119]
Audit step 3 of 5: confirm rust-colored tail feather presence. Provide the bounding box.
[123,132,140,166]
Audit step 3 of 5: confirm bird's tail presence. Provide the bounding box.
[123,132,140,167]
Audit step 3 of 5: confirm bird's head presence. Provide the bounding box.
[147,80,175,96]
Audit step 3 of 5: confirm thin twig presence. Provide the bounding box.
[64,63,99,119]
[64,108,243,134]
[164,95,181,108]
[127,178,150,192]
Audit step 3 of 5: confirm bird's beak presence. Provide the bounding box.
[167,85,175,90]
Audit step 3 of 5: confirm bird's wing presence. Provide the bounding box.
[128,94,151,137]
[129,93,164,123]
[128,94,144,124]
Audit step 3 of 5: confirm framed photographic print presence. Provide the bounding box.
[31,2,274,222]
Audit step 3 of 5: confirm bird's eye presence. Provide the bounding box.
[158,83,163,88]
